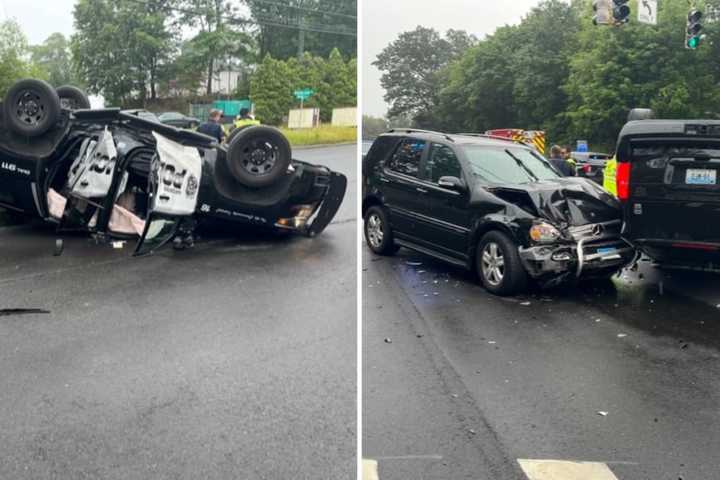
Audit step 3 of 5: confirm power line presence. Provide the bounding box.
[246,0,356,20]
[123,0,356,37]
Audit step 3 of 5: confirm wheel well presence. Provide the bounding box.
[362,195,383,217]
[469,222,519,262]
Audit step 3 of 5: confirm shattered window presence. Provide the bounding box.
[388,138,425,178]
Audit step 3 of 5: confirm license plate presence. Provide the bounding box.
[686,168,717,185]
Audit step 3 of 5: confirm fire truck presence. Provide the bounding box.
[485,129,546,156]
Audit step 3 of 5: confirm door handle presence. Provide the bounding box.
[416,187,428,194]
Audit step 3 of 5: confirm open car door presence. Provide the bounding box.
[57,128,120,231]
[134,132,202,256]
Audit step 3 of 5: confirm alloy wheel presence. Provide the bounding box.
[366,213,384,248]
[481,242,505,287]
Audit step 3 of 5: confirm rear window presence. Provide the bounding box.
[630,145,720,184]
[462,146,561,184]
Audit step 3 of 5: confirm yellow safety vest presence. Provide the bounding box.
[234,118,260,129]
[603,157,617,196]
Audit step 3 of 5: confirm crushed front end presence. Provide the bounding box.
[518,220,636,288]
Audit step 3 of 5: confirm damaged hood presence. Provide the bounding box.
[485,178,621,227]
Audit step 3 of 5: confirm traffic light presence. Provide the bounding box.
[593,0,611,25]
[686,10,704,49]
[613,0,631,24]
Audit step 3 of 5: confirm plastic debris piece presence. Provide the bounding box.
[520,301,531,306]
[597,411,609,417]
[468,429,477,435]
[617,333,628,338]
[53,239,64,256]
[488,340,497,344]
[384,338,392,344]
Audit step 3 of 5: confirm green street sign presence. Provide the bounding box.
[294,88,314,100]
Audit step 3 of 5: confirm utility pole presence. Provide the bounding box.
[297,14,305,59]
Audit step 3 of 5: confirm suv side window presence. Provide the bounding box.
[387,138,426,178]
[425,143,462,183]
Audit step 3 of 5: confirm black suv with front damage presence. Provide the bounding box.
[0,79,346,255]
[362,129,635,295]
[616,119,720,270]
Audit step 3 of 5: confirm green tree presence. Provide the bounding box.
[362,115,388,139]
[250,55,295,124]
[244,0,356,60]
[373,26,477,126]
[178,0,255,96]
[31,33,80,87]
[0,20,45,97]
[72,0,178,105]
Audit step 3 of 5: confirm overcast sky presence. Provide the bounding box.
[362,0,545,118]
[0,0,76,44]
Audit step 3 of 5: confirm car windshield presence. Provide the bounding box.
[462,146,561,184]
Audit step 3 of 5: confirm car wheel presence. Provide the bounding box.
[3,79,61,137]
[225,124,253,144]
[226,126,291,188]
[57,85,91,110]
[476,230,528,296]
[364,206,399,255]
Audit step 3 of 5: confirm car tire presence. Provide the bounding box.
[225,124,253,145]
[476,230,528,296]
[226,125,291,188]
[364,205,399,255]
[3,79,61,137]
[57,85,91,110]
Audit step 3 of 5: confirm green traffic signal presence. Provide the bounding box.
[687,36,700,49]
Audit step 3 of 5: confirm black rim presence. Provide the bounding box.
[239,137,279,176]
[60,97,77,110]
[15,89,47,126]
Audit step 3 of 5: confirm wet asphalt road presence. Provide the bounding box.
[0,144,357,480]
[363,244,720,480]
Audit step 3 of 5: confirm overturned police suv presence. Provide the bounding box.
[362,129,635,295]
[0,79,346,255]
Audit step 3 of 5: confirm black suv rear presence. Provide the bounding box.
[362,129,635,295]
[617,120,720,268]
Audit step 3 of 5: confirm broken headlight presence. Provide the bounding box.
[276,204,317,230]
[529,222,561,244]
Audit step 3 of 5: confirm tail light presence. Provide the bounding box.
[617,162,631,201]
[583,164,592,174]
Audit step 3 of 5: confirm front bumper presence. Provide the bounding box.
[519,237,635,288]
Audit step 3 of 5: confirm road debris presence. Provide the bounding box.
[617,333,628,338]
[597,411,609,417]
[384,338,392,344]
[53,238,64,256]
[520,301,531,306]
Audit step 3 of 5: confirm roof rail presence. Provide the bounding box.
[456,132,525,144]
[387,127,454,142]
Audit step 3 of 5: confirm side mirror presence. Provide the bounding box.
[438,176,466,191]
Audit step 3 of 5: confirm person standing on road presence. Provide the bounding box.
[549,145,575,176]
[197,109,225,143]
[234,108,260,130]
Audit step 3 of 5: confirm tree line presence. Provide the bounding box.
[373,0,720,151]
[0,0,356,123]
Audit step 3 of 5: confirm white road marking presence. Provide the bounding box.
[518,459,620,480]
[363,459,379,480]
